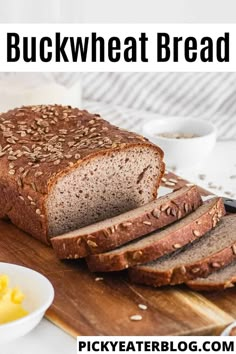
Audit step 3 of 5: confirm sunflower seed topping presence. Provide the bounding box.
[143,221,152,226]
[130,315,142,321]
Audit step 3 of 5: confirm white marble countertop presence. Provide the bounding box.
[1,140,236,353]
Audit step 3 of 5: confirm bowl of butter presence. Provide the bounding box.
[0,262,54,343]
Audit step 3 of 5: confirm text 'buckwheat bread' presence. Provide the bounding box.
[187,260,236,291]
[129,201,230,287]
[0,105,164,244]
[52,185,202,259]
[87,197,222,272]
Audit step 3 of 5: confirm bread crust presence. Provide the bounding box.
[186,278,236,291]
[186,264,236,291]
[86,186,204,271]
[52,186,201,260]
[129,199,228,287]
[0,105,164,244]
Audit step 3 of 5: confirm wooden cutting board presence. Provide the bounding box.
[0,172,235,336]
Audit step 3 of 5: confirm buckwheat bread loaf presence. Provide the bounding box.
[0,105,164,244]
[86,197,224,272]
[129,201,232,287]
[52,185,202,259]
[187,260,236,291]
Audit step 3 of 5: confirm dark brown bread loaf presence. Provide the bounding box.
[129,201,230,287]
[52,185,202,259]
[187,261,236,291]
[0,105,164,244]
[88,197,225,273]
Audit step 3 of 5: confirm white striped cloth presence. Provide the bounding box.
[0,73,235,139]
[82,73,236,140]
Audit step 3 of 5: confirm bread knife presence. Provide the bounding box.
[221,197,236,213]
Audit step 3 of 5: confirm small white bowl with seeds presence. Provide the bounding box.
[142,117,216,169]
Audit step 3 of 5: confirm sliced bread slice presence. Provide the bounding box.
[87,197,223,272]
[186,261,236,291]
[129,207,236,288]
[51,185,202,259]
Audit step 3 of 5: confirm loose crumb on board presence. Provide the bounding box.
[138,304,148,310]
[95,277,104,281]
[130,315,143,321]
[198,174,206,180]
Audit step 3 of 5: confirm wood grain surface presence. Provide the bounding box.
[0,173,235,336]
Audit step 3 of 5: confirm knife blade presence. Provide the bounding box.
[222,197,236,213]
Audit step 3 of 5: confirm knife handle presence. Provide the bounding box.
[222,197,236,213]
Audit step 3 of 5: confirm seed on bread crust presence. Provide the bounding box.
[87,240,98,248]
[35,171,43,177]
[232,244,236,255]
[17,177,23,187]
[132,250,143,260]
[193,230,201,237]
[161,204,169,211]
[152,208,161,218]
[103,229,110,238]
[184,203,189,213]
[180,265,186,275]
[166,207,171,216]
[169,178,178,183]
[165,181,176,187]
[122,222,133,228]
[173,243,181,249]
[191,267,200,274]
[110,226,116,233]
[76,238,82,246]
[143,221,152,226]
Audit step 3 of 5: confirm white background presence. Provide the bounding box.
[83,0,236,23]
[0,0,236,23]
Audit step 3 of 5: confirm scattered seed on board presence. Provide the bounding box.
[138,304,148,310]
[198,174,206,180]
[225,191,234,197]
[95,277,104,282]
[130,315,142,321]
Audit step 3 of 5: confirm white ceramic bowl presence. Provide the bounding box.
[221,321,236,336]
[0,262,54,343]
[142,117,217,169]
